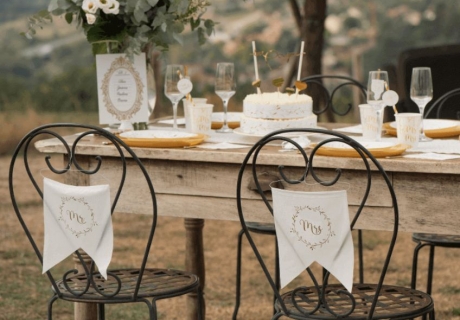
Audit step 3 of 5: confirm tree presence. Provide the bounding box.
[288,0,330,120]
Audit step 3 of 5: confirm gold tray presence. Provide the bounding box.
[119,130,206,148]
[384,121,460,138]
[313,142,407,158]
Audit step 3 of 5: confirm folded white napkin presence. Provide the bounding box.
[332,124,363,135]
[272,187,353,292]
[281,135,311,150]
[407,139,460,155]
[403,152,460,160]
[43,178,113,279]
[196,142,249,149]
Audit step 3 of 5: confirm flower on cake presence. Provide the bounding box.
[23,0,216,56]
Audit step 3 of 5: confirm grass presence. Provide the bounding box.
[2,111,460,319]
[0,110,100,156]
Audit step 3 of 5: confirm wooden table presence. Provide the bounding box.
[35,128,460,320]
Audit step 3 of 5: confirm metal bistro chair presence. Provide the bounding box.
[8,123,203,320]
[411,88,460,297]
[232,75,367,319]
[236,128,435,320]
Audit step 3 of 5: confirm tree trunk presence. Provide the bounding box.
[146,49,164,122]
[287,0,330,121]
[301,0,326,77]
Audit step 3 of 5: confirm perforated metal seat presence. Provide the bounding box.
[275,284,433,320]
[9,123,204,320]
[235,128,435,320]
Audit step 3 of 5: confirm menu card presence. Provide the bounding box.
[96,53,149,125]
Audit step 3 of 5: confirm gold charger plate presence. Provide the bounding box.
[313,141,407,158]
[119,130,206,148]
[384,120,460,138]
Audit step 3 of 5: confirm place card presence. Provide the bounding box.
[96,53,149,125]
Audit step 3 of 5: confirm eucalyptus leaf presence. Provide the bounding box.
[176,0,190,15]
[48,0,60,12]
[172,32,183,46]
[197,27,206,45]
[190,18,200,31]
[146,0,160,6]
[65,12,73,24]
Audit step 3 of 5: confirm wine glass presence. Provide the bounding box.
[410,67,433,141]
[164,64,185,130]
[367,70,389,141]
[215,62,236,133]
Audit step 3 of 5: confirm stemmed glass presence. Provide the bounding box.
[367,70,389,141]
[164,64,185,130]
[215,62,236,133]
[410,67,433,141]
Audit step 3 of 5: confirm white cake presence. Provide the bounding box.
[240,92,316,135]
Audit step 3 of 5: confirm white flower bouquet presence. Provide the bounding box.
[24,0,216,56]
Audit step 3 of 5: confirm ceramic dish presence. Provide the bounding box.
[384,119,460,138]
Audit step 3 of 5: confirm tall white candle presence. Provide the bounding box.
[297,41,305,81]
[252,41,261,94]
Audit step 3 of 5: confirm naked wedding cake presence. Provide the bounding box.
[239,92,316,135]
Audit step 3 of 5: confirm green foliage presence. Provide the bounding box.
[24,0,216,56]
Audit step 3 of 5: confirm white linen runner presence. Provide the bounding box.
[272,187,354,292]
[42,178,113,279]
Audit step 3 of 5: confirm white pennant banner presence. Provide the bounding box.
[42,178,113,279]
[272,186,354,293]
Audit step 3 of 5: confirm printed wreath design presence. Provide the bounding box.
[290,205,335,250]
[58,196,98,238]
[101,56,144,121]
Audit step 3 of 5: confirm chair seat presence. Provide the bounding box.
[412,233,460,247]
[56,268,200,303]
[275,283,434,319]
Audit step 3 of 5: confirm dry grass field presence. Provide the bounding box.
[1,115,460,319]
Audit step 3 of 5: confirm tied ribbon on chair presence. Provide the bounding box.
[271,187,354,292]
[42,178,113,279]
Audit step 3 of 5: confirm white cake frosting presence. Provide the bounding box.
[241,92,316,135]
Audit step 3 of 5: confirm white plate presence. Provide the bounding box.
[157,118,186,125]
[233,127,326,138]
[211,112,242,122]
[120,130,198,139]
[390,119,459,130]
[332,124,363,135]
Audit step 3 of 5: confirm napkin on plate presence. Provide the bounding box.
[271,186,354,292]
[196,142,249,149]
[281,135,311,150]
[43,178,113,279]
[403,152,460,160]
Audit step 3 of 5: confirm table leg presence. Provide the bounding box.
[184,218,206,320]
[65,161,97,320]
[73,250,97,320]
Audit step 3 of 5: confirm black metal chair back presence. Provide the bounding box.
[424,87,460,119]
[236,128,434,319]
[9,123,202,319]
[396,44,460,119]
[299,75,367,119]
